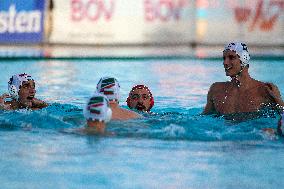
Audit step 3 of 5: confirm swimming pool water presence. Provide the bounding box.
[0,59,284,189]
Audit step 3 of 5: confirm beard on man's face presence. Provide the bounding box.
[135,102,146,111]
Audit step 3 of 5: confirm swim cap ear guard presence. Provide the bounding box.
[224,42,250,67]
[126,85,154,111]
[96,77,120,102]
[8,73,34,100]
[8,85,18,99]
[83,93,112,123]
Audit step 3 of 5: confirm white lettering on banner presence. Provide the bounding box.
[71,0,115,22]
[144,0,189,22]
[0,4,41,33]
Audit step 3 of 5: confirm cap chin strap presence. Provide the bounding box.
[231,65,245,88]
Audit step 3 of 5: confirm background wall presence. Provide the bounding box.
[0,0,283,46]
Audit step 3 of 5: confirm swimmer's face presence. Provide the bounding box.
[87,120,104,127]
[18,80,36,101]
[128,88,152,112]
[86,120,106,134]
[223,50,242,77]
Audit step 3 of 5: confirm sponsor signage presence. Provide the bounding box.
[50,0,195,44]
[196,0,284,45]
[0,0,45,43]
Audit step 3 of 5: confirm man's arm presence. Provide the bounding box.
[261,83,284,136]
[202,84,216,115]
[265,83,284,109]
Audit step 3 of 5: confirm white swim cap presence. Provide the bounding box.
[96,77,120,102]
[224,42,250,67]
[8,73,34,100]
[83,93,112,123]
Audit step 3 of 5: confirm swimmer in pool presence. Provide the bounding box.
[203,42,284,117]
[126,84,154,113]
[97,77,141,120]
[0,73,48,110]
[81,93,112,135]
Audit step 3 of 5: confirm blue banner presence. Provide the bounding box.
[0,0,45,43]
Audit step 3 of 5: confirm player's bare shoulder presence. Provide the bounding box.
[209,82,230,94]
[122,108,141,119]
[252,80,272,95]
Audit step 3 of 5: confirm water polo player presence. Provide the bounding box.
[97,77,141,120]
[127,84,154,112]
[0,73,48,110]
[83,93,112,134]
[203,42,284,116]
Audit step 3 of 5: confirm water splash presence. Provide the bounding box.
[0,105,281,141]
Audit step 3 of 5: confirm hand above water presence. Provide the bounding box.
[0,93,12,110]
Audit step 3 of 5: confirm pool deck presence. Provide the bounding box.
[0,44,283,60]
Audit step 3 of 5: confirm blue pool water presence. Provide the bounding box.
[0,59,284,189]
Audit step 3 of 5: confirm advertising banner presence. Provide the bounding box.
[196,0,284,45]
[0,0,45,43]
[50,0,196,44]
[142,0,195,43]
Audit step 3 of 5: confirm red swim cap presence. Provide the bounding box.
[126,85,154,111]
